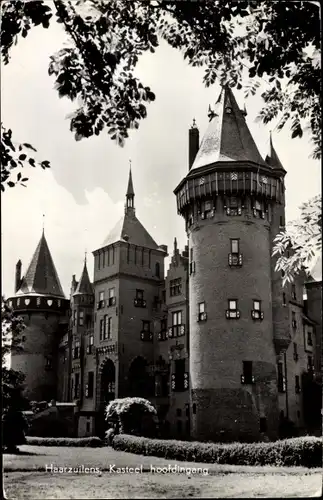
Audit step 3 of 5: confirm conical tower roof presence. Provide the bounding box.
[16,232,65,298]
[73,260,93,295]
[265,132,286,172]
[101,169,158,250]
[190,85,266,171]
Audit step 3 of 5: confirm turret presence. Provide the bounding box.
[15,260,22,293]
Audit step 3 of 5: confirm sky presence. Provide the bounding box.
[1,10,321,299]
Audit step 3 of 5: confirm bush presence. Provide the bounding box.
[105,397,157,437]
[2,407,28,452]
[112,434,322,468]
[25,436,103,447]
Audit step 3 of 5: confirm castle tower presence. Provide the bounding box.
[69,256,95,435]
[91,167,168,436]
[8,231,69,401]
[174,86,285,442]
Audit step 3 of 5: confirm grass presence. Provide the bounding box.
[4,469,322,499]
[3,444,323,498]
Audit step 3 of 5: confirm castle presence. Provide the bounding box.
[8,86,322,441]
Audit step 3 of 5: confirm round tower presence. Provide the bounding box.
[7,231,69,402]
[174,86,285,442]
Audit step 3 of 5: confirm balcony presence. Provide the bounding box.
[226,207,242,216]
[226,310,240,319]
[198,312,207,322]
[96,343,118,355]
[171,372,189,392]
[228,253,243,267]
[134,298,146,308]
[140,331,153,342]
[241,375,255,384]
[108,297,116,307]
[251,310,264,320]
[168,325,185,338]
[97,300,105,310]
[158,330,168,341]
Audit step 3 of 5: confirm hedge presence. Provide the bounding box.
[112,434,322,468]
[26,436,103,447]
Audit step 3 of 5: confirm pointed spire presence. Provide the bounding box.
[73,259,93,296]
[174,237,178,254]
[190,85,265,171]
[125,160,135,214]
[16,231,65,298]
[265,132,285,171]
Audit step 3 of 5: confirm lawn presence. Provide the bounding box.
[3,445,323,499]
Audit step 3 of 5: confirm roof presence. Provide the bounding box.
[101,211,159,250]
[126,167,134,197]
[265,132,285,171]
[16,232,65,298]
[73,261,93,296]
[190,85,266,171]
[308,256,322,283]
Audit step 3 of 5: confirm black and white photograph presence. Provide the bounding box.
[1,0,322,498]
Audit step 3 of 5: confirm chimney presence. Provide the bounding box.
[189,119,199,170]
[15,260,22,292]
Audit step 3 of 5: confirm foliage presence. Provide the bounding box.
[105,397,157,437]
[0,0,321,159]
[25,436,103,447]
[112,434,322,468]
[1,124,51,192]
[105,428,115,446]
[2,404,29,451]
[1,296,26,409]
[273,195,322,285]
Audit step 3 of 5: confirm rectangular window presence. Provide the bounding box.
[108,287,116,306]
[98,253,101,270]
[231,239,239,254]
[198,302,207,321]
[161,318,167,331]
[170,278,182,296]
[292,284,296,300]
[142,321,150,332]
[73,310,77,326]
[99,291,104,301]
[229,300,237,311]
[112,246,115,264]
[104,316,112,340]
[74,373,80,399]
[136,289,143,300]
[172,311,182,326]
[99,318,104,341]
[293,342,298,361]
[174,359,186,392]
[279,215,284,227]
[253,300,260,311]
[79,310,84,326]
[292,311,296,328]
[102,251,105,268]
[277,361,286,392]
[242,361,254,384]
[295,375,300,394]
[307,329,313,346]
[87,371,94,398]
[307,355,314,371]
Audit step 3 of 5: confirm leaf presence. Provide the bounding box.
[23,143,37,152]
[29,158,36,166]
[7,182,15,187]
[17,173,22,181]
[19,154,27,161]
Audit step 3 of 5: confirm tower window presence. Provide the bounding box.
[134,289,146,307]
[73,310,77,326]
[277,361,286,392]
[293,342,298,362]
[295,375,301,394]
[108,288,116,306]
[226,299,240,319]
[79,310,84,326]
[291,284,296,300]
[252,300,263,320]
[260,417,267,433]
[241,361,254,384]
[189,247,195,275]
[142,320,151,332]
[87,371,94,398]
[229,239,242,266]
[198,302,207,321]
[307,329,313,346]
[98,291,105,309]
[155,262,160,278]
[87,334,94,354]
[99,319,104,341]
[307,355,314,371]
[172,310,182,326]
[231,239,239,254]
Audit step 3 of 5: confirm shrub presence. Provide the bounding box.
[2,407,28,452]
[112,434,322,468]
[105,397,157,437]
[25,436,103,447]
